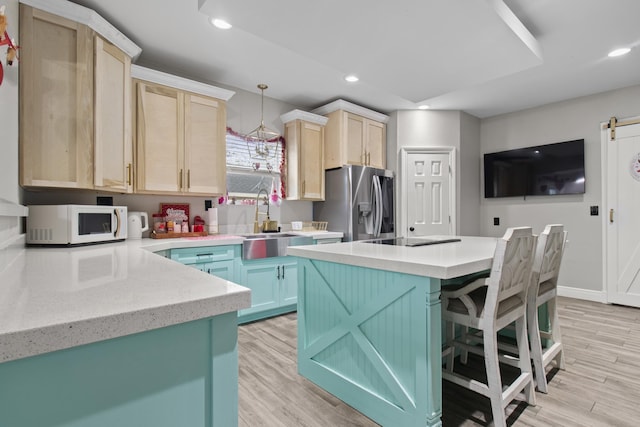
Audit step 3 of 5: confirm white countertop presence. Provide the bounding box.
[0,236,251,363]
[0,231,343,363]
[287,236,498,279]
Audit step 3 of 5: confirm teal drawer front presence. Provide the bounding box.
[170,245,239,264]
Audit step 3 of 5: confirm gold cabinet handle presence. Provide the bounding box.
[179,169,183,189]
[367,152,371,165]
[302,180,305,195]
[187,169,191,189]
[610,208,614,223]
[127,163,132,186]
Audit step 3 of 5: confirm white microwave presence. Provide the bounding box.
[27,205,128,246]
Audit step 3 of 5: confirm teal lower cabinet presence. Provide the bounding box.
[237,256,298,324]
[169,245,239,282]
[207,259,235,281]
[167,246,300,324]
[0,312,240,427]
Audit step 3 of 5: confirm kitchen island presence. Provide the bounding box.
[287,236,498,427]
[0,236,250,427]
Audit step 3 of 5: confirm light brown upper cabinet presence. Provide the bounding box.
[312,100,389,170]
[94,37,133,193]
[132,66,235,196]
[19,6,94,189]
[281,110,328,201]
[19,1,140,191]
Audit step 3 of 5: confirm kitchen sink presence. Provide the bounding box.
[243,233,297,239]
[241,233,313,259]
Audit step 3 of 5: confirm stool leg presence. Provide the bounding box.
[484,329,507,427]
[528,300,547,393]
[516,316,536,405]
[444,320,455,372]
[460,326,469,364]
[548,297,565,370]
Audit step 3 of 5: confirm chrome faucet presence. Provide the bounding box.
[253,188,270,233]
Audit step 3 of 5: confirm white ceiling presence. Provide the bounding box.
[70,0,640,118]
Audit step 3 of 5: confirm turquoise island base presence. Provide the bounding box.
[288,236,500,427]
[297,258,445,426]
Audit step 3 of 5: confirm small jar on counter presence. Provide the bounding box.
[152,213,166,233]
[166,219,174,233]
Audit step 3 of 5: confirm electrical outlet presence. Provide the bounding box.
[205,200,212,211]
[493,217,500,226]
[590,205,599,216]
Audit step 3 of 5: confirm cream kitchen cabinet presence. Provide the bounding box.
[19,6,94,189]
[133,66,235,196]
[93,37,133,192]
[281,110,328,201]
[19,1,140,190]
[312,99,389,170]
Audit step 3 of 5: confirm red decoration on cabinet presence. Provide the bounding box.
[0,5,20,87]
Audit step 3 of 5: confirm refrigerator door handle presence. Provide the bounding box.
[377,177,383,236]
[372,175,383,237]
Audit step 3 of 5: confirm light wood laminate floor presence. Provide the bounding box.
[238,297,640,426]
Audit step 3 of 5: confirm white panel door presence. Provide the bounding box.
[606,122,640,307]
[406,152,452,236]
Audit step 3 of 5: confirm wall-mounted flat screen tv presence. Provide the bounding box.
[484,139,585,198]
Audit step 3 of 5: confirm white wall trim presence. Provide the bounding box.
[399,146,457,237]
[311,99,389,123]
[19,0,142,60]
[557,285,607,303]
[131,65,236,101]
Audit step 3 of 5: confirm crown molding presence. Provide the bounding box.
[280,109,329,126]
[20,0,142,60]
[131,65,235,101]
[311,99,389,123]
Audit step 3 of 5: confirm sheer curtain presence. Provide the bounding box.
[225,127,286,200]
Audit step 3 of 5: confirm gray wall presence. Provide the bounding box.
[388,110,481,237]
[0,0,19,205]
[480,84,640,300]
[0,0,20,247]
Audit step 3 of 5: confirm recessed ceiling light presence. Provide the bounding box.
[418,105,430,110]
[344,75,359,83]
[211,18,232,30]
[608,47,631,57]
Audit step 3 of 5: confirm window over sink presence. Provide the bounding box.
[225,127,286,200]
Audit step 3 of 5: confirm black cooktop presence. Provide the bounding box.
[363,237,461,247]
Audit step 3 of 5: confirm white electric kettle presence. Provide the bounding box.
[127,211,149,239]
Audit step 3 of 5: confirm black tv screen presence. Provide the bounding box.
[484,139,585,198]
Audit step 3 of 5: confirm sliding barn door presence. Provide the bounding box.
[606,121,640,307]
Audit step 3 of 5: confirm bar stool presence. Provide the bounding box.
[441,227,537,427]
[527,224,567,393]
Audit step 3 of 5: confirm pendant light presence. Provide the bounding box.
[245,84,280,163]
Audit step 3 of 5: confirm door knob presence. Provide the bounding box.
[409,227,415,232]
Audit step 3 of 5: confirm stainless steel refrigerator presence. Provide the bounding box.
[313,165,395,242]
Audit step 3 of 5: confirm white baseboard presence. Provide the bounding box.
[557,285,607,303]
